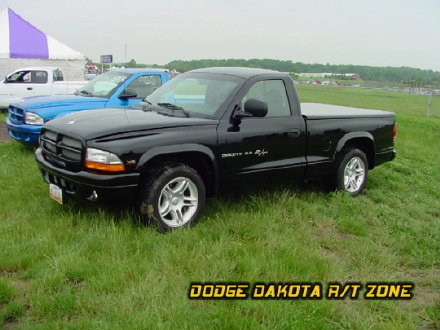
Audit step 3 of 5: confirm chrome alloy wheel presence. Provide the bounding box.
[343,156,366,193]
[158,177,198,227]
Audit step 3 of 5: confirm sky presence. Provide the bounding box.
[1,0,439,71]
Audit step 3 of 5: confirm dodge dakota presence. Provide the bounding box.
[35,67,397,232]
[6,68,170,144]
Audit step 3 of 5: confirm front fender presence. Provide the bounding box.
[137,144,216,168]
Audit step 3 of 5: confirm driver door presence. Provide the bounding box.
[3,71,32,98]
[216,78,306,178]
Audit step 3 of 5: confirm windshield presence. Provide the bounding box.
[145,72,243,118]
[78,71,131,97]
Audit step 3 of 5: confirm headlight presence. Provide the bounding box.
[25,112,44,125]
[85,148,125,172]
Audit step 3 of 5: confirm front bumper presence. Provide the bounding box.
[35,147,141,204]
[6,118,41,145]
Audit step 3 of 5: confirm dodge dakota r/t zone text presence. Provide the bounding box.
[35,67,397,232]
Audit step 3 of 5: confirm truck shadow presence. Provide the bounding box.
[59,176,329,229]
[217,177,327,199]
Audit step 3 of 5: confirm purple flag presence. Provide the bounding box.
[8,8,49,59]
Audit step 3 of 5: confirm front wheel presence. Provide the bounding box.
[139,164,206,232]
[330,148,369,196]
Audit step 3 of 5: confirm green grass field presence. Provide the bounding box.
[0,86,439,330]
[297,84,440,117]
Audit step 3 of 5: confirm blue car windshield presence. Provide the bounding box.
[78,71,131,98]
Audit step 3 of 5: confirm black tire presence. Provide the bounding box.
[329,148,369,196]
[139,164,206,232]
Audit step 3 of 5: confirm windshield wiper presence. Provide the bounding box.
[157,103,190,117]
[77,90,93,96]
[137,99,153,111]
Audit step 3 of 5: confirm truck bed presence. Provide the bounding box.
[301,103,395,119]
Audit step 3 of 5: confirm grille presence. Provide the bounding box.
[40,130,83,170]
[8,106,24,124]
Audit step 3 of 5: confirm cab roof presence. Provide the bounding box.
[190,67,284,78]
[111,68,169,74]
[9,67,60,72]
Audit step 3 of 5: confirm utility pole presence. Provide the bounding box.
[427,93,432,117]
[124,44,127,67]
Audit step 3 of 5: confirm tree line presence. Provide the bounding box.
[88,57,439,86]
[164,59,439,85]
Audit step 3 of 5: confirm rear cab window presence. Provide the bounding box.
[53,70,64,81]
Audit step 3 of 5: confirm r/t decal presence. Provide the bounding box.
[255,149,268,157]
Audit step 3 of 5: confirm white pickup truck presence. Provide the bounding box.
[0,67,87,108]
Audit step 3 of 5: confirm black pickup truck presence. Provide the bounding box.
[35,67,396,232]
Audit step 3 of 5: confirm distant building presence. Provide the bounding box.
[298,72,361,80]
[344,73,361,80]
[298,73,333,78]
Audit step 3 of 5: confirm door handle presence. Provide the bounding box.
[27,87,33,91]
[288,129,301,138]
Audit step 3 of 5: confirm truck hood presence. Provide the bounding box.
[44,108,218,140]
[11,95,108,117]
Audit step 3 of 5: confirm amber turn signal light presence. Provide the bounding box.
[85,161,126,173]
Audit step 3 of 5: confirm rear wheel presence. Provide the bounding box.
[330,148,368,196]
[139,164,206,232]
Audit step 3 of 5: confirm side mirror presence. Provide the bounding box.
[119,88,137,99]
[230,99,268,131]
[242,99,268,117]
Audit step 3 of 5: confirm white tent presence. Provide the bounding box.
[0,8,85,80]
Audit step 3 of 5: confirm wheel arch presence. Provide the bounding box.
[137,144,218,196]
[334,132,375,169]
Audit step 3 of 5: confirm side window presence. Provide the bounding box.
[243,80,291,117]
[22,72,31,82]
[6,71,30,83]
[126,75,162,99]
[31,71,48,84]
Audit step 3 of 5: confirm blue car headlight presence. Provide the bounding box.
[25,112,44,125]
